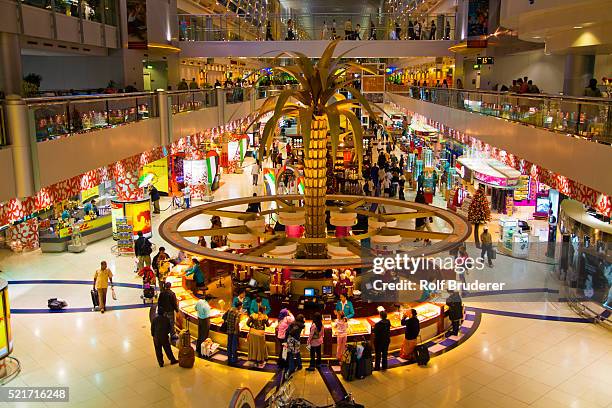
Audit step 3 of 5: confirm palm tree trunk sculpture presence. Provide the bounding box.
[249,40,385,259]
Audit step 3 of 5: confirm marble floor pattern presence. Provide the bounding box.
[0,155,610,408]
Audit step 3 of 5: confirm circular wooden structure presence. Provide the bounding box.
[159,194,471,270]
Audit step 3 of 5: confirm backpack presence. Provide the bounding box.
[143,239,153,255]
[48,298,67,310]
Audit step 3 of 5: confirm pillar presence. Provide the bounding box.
[563,54,595,96]
[0,33,23,96]
[5,95,36,198]
[157,90,171,145]
[216,87,225,127]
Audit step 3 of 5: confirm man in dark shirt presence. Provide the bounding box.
[372,310,391,370]
[157,282,179,338]
[149,185,161,214]
[223,301,242,365]
[151,310,178,367]
[401,309,420,360]
[446,290,463,336]
[246,193,262,213]
[134,231,153,271]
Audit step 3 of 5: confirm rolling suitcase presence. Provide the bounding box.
[178,329,195,368]
[415,344,430,366]
[341,345,357,381]
[91,289,99,310]
[356,343,373,379]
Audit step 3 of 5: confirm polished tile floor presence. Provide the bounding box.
[1,154,610,408]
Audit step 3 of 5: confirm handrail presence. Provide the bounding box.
[398,86,612,104]
[25,91,156,106]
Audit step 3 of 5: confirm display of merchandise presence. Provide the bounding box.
[499,218,530,257]
[116,218,134,254]
[458,194,472,218]
[423,149,434,168]
[514,175,530,202]
[506,195,514,216]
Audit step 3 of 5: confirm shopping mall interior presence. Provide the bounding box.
[0,0,611,407]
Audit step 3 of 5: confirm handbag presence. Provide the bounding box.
[281,343,288,360]
[111,286,117,301]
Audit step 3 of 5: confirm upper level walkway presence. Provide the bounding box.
[177,13,457,58]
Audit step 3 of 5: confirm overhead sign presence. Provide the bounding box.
[477,57,494,65]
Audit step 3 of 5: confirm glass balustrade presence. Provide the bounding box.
[21,0,118,25]
[178,13,455,42]
[27,92,157,142]
[398,87,612,145]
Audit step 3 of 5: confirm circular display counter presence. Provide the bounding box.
[166,270,450,360]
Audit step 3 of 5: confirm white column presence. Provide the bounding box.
[5,95,36,198]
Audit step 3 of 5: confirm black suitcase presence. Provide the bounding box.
[91,289,99,310]
[415,344,430,366]
[341,359,357,381]
[356,357,372,379]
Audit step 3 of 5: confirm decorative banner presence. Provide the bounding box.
[467,0,489,37]
[206,150,219,189]
[81,185,99,203]
[126,0,147,49]
[141,157,169,193]
[111,199,152,239]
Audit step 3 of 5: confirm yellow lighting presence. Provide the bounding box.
[148,43,181,53]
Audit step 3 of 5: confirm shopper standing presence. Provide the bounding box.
[178,79,188,90]
[247,305,270,368]
[93,261,113,313]
[157,282,179,338]
[446,290,463,336]
[372,310,391,370]
[584,78,603,97]
[265,20,273,40]
[344,18,353,40]
[429,20,436,39]
[134,231,153,271]
[183,185,191,208]
[195,295,211,357]
[335,311,348,360]
[152,246,170,286]
[223,300,242,365]
[151,308,178,367]
[480,228,494,267]
[251,160,260,186]
[306,312,324,371]
[285,315,305,377]
[189,78,199,89]
[149,185,161,214]
[276,308,295,368]
[401,309,420,360]
[369,20,376,40]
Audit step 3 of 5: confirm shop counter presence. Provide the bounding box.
[168,274,450,359]
[40,215,112,252]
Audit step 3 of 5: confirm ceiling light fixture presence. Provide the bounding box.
[573,26,583,29]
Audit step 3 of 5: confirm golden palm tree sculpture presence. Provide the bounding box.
[249,40,384,258]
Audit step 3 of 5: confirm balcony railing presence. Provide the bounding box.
[178,13,456,42]
[27,92,158,143]
[396,87,612,145]
[169,89,218,113]
[24,89,220,142]
[21,0,119,26]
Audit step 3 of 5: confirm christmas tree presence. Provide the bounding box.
[468,187,491,246]
[468,187,491,225]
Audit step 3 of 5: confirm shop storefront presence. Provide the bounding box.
[559,199,611,313]
[38,181,115,253]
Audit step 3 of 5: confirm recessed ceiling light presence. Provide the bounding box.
[573,26,583,29]
[532,36,541,39]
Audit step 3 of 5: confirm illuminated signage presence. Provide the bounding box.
[476,57,494,65]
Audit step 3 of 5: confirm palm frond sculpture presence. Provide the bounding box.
[249,40,385,258]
